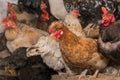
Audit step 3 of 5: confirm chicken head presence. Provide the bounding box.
[49,21,64,39]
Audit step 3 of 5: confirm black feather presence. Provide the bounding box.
[98,20,120,64]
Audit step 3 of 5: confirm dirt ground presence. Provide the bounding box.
[52,66,120,80]
[52,74,120,80]
[52,73,120,80]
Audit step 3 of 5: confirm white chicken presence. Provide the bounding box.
[27,35,72,75]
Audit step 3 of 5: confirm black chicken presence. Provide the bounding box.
[0,47,57,80]
[0,47,27,70]
[18,55,57,80]
[98,20,120,64]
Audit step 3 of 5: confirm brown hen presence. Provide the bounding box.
[5,22,48,53]
[1,3,49,53]
[49,21,108,77]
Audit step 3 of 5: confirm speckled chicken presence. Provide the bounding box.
[49,21,109,77]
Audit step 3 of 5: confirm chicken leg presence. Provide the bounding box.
[87,69,99,80]
[78,69,88,79]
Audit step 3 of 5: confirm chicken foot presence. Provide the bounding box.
[58,70,71,76]
[59,58,75,76]
[57,68,74,76]
[79,69,88,79]
[87,69,99,80]
[76,69,99,80]
[75,69,88,79]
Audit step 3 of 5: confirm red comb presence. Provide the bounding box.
[101,7,115,27]
[101,7,107,14]
[7,2,16,20]
[2,17,9,28]
[49,28,62,39]
[41,1,45,5]
[72,9,80,17]
[2,17,16,28]
[40,1,46,9]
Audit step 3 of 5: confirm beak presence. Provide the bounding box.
[50,34,54,36]
[99,19,106,24]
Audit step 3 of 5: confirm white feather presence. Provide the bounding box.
[27,36,65,70]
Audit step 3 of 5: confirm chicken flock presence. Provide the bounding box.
[0,0,120,80]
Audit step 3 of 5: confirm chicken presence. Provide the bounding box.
[98,37,120,64]
[0,47,56,80]
[2,16,48,53]
[5,22,48,53]
[26,35,73,76]
[0,47,27,70]
[49,21,108,77]
[63,10,85,37]
[0,0,18,33]
[98,20,120,64]
[18,55,57,80]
